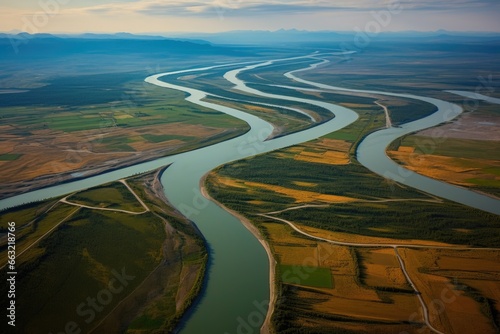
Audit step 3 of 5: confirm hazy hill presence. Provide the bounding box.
[169,29,500,46]
[0,33,236,60]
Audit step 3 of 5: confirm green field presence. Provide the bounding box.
[205,96,318,137]
[6,208,164,333]
[142,133,193,143]
[398,136,500,161]
[67,182,145,212]
[0,200,56,231]
[0,201,77,266]
[280,202,500,247]
[0,153,22,161]
[280,265,334,289]
[210,152,500,247]
[0,174,207,333]
[0,82,247,133]
[0,68,254,196]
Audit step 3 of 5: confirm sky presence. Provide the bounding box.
[1,0,500,34]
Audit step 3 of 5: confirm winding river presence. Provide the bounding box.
[153,55,359,334]
[273,72,500,215]
[1,53,499,333]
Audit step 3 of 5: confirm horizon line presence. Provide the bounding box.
[3,29,500,36]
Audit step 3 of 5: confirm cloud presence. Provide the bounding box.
[68,0,500,18]
[399,0,498,11]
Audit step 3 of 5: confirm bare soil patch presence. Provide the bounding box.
[418,113,500,141]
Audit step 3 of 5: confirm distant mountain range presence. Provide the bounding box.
[0,32,238,59]
[2,30,500,46]
[0,32,211,44]
[167,29,500,45]
[1,30,499,58]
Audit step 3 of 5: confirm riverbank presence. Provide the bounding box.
[199,172,277,334]
[0,127,248,202]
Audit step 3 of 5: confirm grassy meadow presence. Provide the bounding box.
[0,171,207,333]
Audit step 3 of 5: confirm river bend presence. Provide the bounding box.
[1,53,499,334]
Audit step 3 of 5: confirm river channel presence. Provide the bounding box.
[1,53,498,334]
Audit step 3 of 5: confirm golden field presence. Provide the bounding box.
[261,222,428,332]
[389,150,500,188]
[399,248,500,334]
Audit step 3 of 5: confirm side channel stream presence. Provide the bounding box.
[2,52,497,334]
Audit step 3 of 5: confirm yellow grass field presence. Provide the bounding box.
[244,180,356,203]
[114,113,134,119]
[292,181,317,187]
[398,145,416,153]
[312,290,420,322]
[262,222,426,329]
[298,90,323,99]
[273,245,318,266]
[245,104,277,113]
[263,210,499,334]
[399,248,500,334]
[301,320,432,334]
[300,242,422,324]
[282,138,352,165]
[263,223,316,247]
[294,150,350,165]
[214,176,356,203]
[339,103,374,109]
[212,175,248,189]
[388,151,500,187]
[296,223,455,247]
[359,248,409,289]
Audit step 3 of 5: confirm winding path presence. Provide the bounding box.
[1,178,151,270]
[259,212,443,333]
[375,101,392,128]
[60,180,149,215]
[259,209,500,334]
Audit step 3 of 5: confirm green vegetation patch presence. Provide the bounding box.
[4,208,165,334]
[208,146,500,248]
[0,153,22,161]
[67,182,145,212]
[128,314,167,331]
[280,265,334,289]
[0,201,76,267]
[142,133,193,143]
[0,201,52,230]
[47,114,107,132]
[205,97,318,137]
[91,135,137,152]
[324,106,385,148]
[123,173,208,333]
[0,78,248,134]
[278,201,500,247]
[399,136,500,161]
[211,153,429,211]
[380,98,437,125]
[466,178,500,187]
[1,171,208,334]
